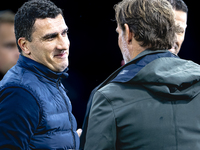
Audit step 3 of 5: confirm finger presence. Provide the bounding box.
[76,128,82,137]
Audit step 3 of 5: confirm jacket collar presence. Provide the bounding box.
[18,55,69,83]
[97,50,177,90]
[112,50,178,83]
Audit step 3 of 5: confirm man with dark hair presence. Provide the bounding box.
[0,0,80,149]
[0,10,19,80]
[168,0,188,55]
[84,0,200,149]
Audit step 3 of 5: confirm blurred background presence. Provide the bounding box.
[1,0,199,128]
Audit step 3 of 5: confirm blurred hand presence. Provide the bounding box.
[76,128,82,137]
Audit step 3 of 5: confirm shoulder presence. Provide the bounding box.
[0,87,40,125]
[98,83,121,96]
[94,82,153,110]
[0,71,44,114]
[0,87,40,108]
[92,83,127,109]
[143,56,200,73]
[96,82,135,102]
[1,64,46,99]
[1,64,37,86]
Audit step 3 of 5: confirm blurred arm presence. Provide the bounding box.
[84,91,117,150]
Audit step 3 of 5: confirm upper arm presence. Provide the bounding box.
[85,91,116,150]
[0,87,40,149]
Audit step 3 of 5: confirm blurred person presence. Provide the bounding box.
[168,0,188,55]
[0,0,80,149]
[0,10,19,80]
[84,0,200,149]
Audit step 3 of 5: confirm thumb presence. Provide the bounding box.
[76,128,82,137]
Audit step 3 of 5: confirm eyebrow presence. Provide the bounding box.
[41,27,69,41]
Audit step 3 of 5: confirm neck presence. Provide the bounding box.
[127,41,147,63]
[132,46,147,59]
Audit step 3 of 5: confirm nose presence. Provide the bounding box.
[57,35,70,50]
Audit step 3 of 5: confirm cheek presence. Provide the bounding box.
[177,33,185,46]
[29,42,48,62]
[118,35,122,48]
[35,42,53,54]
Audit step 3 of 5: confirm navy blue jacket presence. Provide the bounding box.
[0,55,80,149]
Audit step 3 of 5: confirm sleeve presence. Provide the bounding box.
[84,90,117,150]
[0,87,40,149]
[80,86,98,149]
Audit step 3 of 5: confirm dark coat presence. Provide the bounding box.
[0,55,80,149]
[84,50,200,150]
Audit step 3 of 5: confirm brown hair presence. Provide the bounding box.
[114,0,178,50]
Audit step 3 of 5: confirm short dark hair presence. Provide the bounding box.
[114,0,179,50]
[14,0,63,53]
[167,0,188,13]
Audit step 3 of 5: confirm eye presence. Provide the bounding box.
[42,33,57,41]
[62,29,68,37]
[46,37,54,41]
[4,43,16,49]
[177,27,185,35]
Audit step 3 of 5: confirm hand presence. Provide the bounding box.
[76,128,82,137]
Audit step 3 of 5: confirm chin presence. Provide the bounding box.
[53,63,68,73]
[60,63,69,72]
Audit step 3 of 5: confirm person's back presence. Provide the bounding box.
[90,51,200,149]
[84,0,200,149]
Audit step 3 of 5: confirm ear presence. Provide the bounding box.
[18,37,31,55]
[124,24,134,44]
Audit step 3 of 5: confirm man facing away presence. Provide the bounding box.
[80,0,189,149]
[0,10,19,80]
[84,0,200,149]
[0,0,80,149]
[119,0,188,65]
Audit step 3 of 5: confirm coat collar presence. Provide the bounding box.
[97,50,178,90]
[18,55,69,83]
[112,50,178,83]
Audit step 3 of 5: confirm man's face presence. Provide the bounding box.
[0,23,19,74]
[169,10,187,55]
[26,14,70,72]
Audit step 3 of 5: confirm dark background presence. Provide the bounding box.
[1,0,199,128]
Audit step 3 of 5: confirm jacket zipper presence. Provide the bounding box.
[56,79,76,149]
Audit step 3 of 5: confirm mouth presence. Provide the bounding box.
[54,51,68,58]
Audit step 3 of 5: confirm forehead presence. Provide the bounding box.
[174,10,187,26]
[33,14,67,36]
